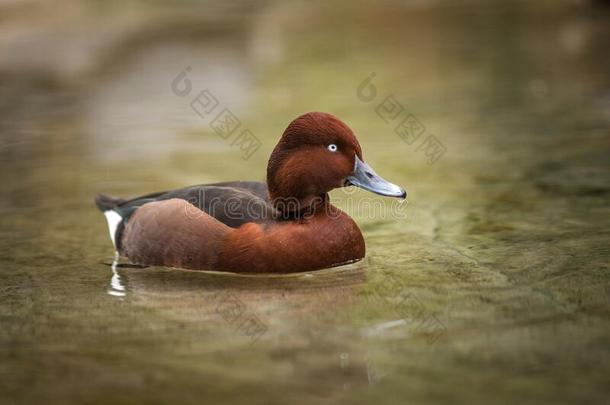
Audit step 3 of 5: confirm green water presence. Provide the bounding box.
[1,1,609,403]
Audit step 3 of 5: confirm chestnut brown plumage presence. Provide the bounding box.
[96,112,405,273]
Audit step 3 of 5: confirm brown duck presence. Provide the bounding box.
[95,112,406,273]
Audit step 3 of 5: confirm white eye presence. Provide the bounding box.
[327,144,338,152]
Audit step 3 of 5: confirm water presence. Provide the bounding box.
[1,1,609,403]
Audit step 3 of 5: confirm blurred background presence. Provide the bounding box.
[1,0,609,403]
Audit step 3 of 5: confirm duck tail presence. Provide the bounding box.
[94,194,126,212]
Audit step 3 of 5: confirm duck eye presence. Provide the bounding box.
[327,144,338,152]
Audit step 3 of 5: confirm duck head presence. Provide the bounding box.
[267,112,406,213]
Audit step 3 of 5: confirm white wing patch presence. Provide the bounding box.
[103,210,123,248]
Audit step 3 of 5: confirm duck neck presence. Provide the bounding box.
[272,193,329,220]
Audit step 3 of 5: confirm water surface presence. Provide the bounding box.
[1,1,609,403]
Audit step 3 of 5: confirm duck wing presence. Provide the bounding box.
[106,181,276,229]
[210,181,269,201]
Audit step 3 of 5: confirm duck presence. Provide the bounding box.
[95,112,406,273]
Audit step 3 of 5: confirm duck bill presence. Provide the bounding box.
[345,156,407,198]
